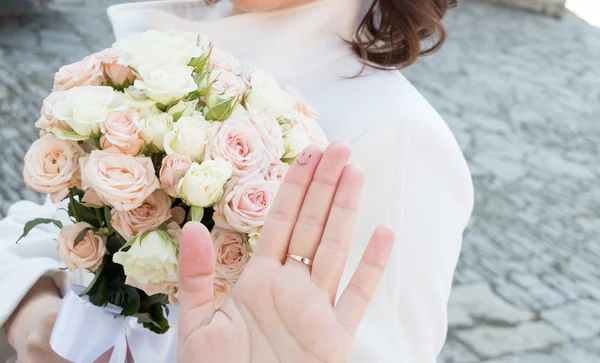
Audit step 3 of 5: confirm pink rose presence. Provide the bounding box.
[166,221,182,242]
[211,227,250,282]
[94,48,136,87]
[170,207,186,225]
[81,189,104,207]
[213,274,231,308]
[100,109,145,156]
[213,176,279,234]
[209,47,241,75]
[80,149,160,211]
[53,55,105,91]
[209,71,246,98]
[282,84,319,119]
[246,106,284,162]
[57,222,107,271]
[125,277,179,305]
[264,161,289,184]
[207,118,272,177]
[111,190,172,241]
[23,134,85,203]
[159,154,193,197]
[34,95,69,137]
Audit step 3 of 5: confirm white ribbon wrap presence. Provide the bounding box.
[50,286,178,363]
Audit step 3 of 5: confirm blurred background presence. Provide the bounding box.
[0,0,598,362]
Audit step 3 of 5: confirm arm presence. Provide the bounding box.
[346,116,473,362]
[0,198,71,361]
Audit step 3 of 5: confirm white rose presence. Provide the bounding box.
[113,230,178,284]
[116,30,204,71]
[248,232,260,254]
[52,86,123,140]
[136,113,174,152]
[245,69,295,117]
[177,159,233,207]
[163,114,212,161]
[135,64,197,106]
[283,125,311,160]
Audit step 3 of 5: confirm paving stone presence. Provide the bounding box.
[449,284,535,326]
[456,322,569,359]
[542,300,600,339]
[436,338,479,363]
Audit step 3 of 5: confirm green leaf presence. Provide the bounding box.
[69,199,101,228]
[73,227,93,247]
[79,262,105,297]
[16,218,63,243]
[103,207,114,232]
[135,303,170,334]
[120,290,141,316]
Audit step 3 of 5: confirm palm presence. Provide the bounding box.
[178,144,395,363]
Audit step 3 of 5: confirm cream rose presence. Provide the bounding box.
[23,134,85,203]
[248,232,260,254]
[94,48,136,88]
[167,100,196,121]
[124,86,157,110]
[290,113,328,148]
[136,112,174,152]
[114,230,179,286]
[214,274,231,308]
[116,30,204,71]
[213,176,278,234]
[177,159,233,207]
[135,64,197,106]
[159,154,193,197]
[53,55,105,91]
[245,68,296,117]
[57,223,107,271]
[264,161,289,184]
[206,118,272,177]
[80,149,159,211]
[163,114,212,161]
[211,227,250,282]
[111,190,173,241]
[282,124,312,160]
[99,109,145,155]
[52,86,123,140]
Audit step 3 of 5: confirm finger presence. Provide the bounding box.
[255,145,324,262]
[311,164,365,303]
[334,225,395,333]
[178,222,216,337]
[286,142,352,272]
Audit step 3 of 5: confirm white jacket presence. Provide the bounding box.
[0,1,474,362]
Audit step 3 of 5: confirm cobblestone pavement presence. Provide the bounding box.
[0,1,599,362]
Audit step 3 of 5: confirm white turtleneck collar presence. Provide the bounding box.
[107,0,365,80]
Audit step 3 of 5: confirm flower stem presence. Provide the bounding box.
[95,208,103,226]
[68,190,80,223]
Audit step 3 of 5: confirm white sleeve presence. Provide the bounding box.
[0,198,72,328]
[345,117,473,362]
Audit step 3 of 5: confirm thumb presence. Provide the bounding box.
[178,222,216,332]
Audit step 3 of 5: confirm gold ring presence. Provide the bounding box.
[286,253,314,266]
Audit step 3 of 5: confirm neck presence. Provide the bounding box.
[232,0,316,14]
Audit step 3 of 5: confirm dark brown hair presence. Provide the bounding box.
[351,0,457,69]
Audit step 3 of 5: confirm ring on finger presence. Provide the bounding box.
[286,253,314,267]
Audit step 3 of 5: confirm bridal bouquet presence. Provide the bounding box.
[19,30,326,339]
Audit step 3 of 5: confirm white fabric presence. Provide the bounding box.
[0,0,474,362]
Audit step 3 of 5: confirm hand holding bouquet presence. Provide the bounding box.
[19,30,327,337]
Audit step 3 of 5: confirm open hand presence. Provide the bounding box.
[178,143,395,363]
